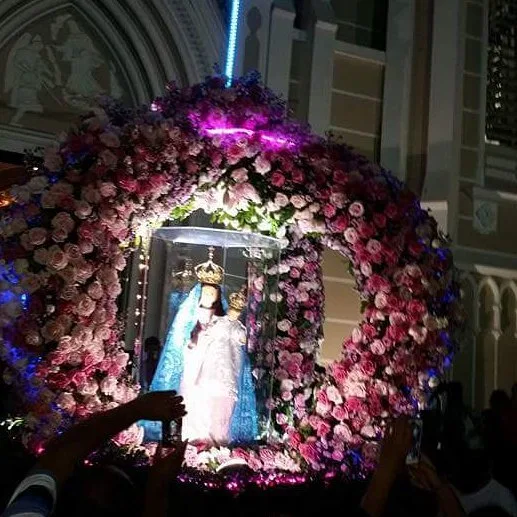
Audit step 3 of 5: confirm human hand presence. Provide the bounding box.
[409,455,444,492]
[148,441,188,491]
[129,391,186,422]
[378,417,412,475]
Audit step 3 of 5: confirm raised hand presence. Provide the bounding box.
[378,417,413,474]
[143,441,188,517]
[129,391,186,422]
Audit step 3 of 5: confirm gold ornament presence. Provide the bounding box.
[195,246,224,286]
[229,285,247,311]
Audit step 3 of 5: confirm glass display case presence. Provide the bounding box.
[136,227,283,446]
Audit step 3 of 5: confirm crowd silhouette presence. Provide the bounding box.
[2,382,517,516]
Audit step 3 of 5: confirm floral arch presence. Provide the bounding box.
[0,75,461,476]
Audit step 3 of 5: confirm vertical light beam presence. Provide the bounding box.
[225,0,241,87]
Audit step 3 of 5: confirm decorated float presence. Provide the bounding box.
[0,73,462,488]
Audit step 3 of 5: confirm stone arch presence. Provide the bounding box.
[0,0,225,151]
[453,272,477,406]
[476,277,500,407]
[498,282,517,394]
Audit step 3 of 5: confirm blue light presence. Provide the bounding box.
[225,0,241,87]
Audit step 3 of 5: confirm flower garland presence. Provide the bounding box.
[0,75,462,475]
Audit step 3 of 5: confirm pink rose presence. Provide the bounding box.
[374,292,388,309]
[409,324,428,344]
[79,241,94,254]
[99,149,118,168]
[348,201,365,217]
[360,262,372,277]
[112,253,126,271]
[52,228,69,242]
[74,201,93,219]
[99,131,120,148]
[75,294,96,317]
[407,300,427,320]
[270,171,285,187]
[64,244,81,261]
[114,352,129,368]
[323,204,336,219]
[373,213,387,228]
[99,182,117,198]
[334,423,353,441]
[366,274,391,293]
[291,168,305,183]
[387,325,407,342]
[28,227,47,246]
[316,421,332,437]
[389,312,407,328]
[25,330,42,347]
[78,379,99,397]
[231,167,248,183]
[44,148,63,171]
[114,424,144,446]
[330,215,349,232]
[326,385,343,404]
[290,195,307,209]
[55,392,76,414]
[333,170,348,185]
[52,212,75,233]
[366,239,382,255]
[331,405,347,421]
[47,245,68,270]
[330,192,346,208]
[385,203,398,219]
[370,339,386,355]
[274,193,289,207]
[299,442,320,465]
[87,281,104,300]
[254,155,271,174]
[331,363,348,385]
[277,319,292,332]
[344,228,359,244]
[276,413,289,426]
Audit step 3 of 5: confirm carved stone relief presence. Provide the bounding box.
[0,10,130,133]
[473,199,498,235]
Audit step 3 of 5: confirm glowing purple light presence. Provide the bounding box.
[205,127,253,137]
[205,127,295,149]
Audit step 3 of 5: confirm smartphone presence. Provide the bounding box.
[162,419,182,447]
[406,418,423,465]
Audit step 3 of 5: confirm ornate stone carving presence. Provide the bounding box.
[473,199,498,235]
[169,0,212,77]
[3,14,123,127]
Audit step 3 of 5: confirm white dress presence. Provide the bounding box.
[180,316,246,444]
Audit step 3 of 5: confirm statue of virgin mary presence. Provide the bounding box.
[140,249,257,445]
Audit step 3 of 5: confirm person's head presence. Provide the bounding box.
[56,465,139,517]
[449,448,491,494]
[489,389,510,413]
[511,383,517,400]
[446,382,464,407]
[144,336,160,351]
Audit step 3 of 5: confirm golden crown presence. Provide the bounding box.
[229,285,247,311]
[195,247,224,286]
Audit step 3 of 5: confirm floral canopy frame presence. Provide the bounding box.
[0,75,461,475]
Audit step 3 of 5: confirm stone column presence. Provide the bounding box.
[306,0,337,136]
[380,0,415,182]
[233,0,275,79]
[266,0,296,99]
[423,0,465,238]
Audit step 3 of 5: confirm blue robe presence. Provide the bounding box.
[139,283,258,444]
